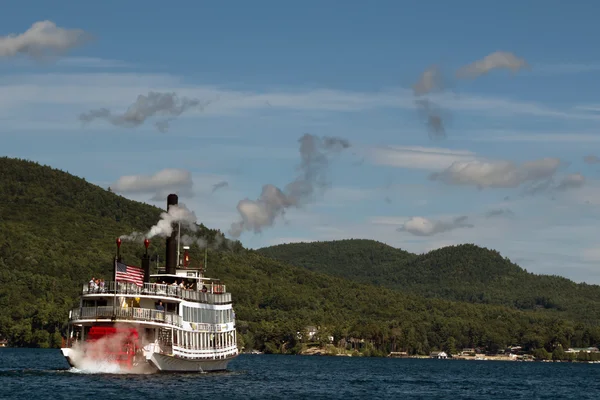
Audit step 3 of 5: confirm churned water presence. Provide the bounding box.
[1,348,599,399]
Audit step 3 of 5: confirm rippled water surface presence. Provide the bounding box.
[1,348,599,399]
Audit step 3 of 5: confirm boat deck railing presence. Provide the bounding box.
[83,282,232,304]
[172,345,238,360]
[70,306,182,327]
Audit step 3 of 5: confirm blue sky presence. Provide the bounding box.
[1,1,600,283]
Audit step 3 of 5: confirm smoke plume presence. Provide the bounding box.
[415,99,446,139]
[412,65,447,139]
[0,20,90,60]
[181,233,226,251]
[79,91,210,132]
[456,51,529,80]
[147,204,198,238]
[228,134,350,238]
[119,202,199,241]
[212,181,229,193]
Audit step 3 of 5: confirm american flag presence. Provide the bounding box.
[115,261,144,286]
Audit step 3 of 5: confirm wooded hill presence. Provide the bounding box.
[257,240,600,323]
[1,157,599,359]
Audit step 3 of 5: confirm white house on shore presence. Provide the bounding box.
[430,351,448,359]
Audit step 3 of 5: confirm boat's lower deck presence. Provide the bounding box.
[61,346,237,373]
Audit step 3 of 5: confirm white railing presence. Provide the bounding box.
[83,282,232,304]
[70,306,182,327]
[172,345,238,360]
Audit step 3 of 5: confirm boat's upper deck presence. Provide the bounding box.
[83,281,232,305]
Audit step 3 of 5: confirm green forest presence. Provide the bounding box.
[1,156,600,361]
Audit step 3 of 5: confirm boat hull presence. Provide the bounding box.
[61,347,235,373]
[148,352,235,372]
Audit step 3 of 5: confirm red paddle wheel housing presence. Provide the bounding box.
[86,326,140,369]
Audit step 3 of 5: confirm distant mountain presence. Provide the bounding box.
[2,156,599,358]
[257,240,600,321]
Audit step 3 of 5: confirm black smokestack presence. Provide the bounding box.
[165,194,178,276]
[142,253,150,283]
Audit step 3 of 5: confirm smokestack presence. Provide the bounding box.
[165,194,178,276]
[142,238,150,283]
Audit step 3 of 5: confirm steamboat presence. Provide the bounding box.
[61,194,238,372]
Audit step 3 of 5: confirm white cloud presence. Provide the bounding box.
[399,215,473,236]
[575,104,600,112]
[367,145,477,170]
[456,51,529,79]
[430,157,562,189]
[369,216,415,226]
[0,72,599,129]
[460,132,600,143]
[112,168,194,200]
[0,21,89,59]
[55,57,133,69]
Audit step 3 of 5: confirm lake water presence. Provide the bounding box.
[1,348,599,399]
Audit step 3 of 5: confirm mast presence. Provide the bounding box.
[177,221,181,268]
[204,246,208,274]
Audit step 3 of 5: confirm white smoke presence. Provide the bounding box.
[228,134,350,237]
[67,325,154,374]
[147,204,198,238]
[119,231,145,242]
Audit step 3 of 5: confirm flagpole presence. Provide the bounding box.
[114,238,120,319]
[113,257,117,318]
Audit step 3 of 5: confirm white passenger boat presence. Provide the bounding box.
[60,194,238,372]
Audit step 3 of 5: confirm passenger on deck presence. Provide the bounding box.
[179,281,185,289]
[156,301,164,311]
[89,277,96,291]
[202,285,208,293]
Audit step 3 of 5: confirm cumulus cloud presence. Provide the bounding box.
[398,216,473,236]
[228,134,350,238]
[584,155,600,164]
[111,168,193,200]
[429,157,562,189]
[0,20,90,60]
[79,91,210,132]
[456,51,529,79]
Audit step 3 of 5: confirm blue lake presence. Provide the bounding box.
[1,348,598,399]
